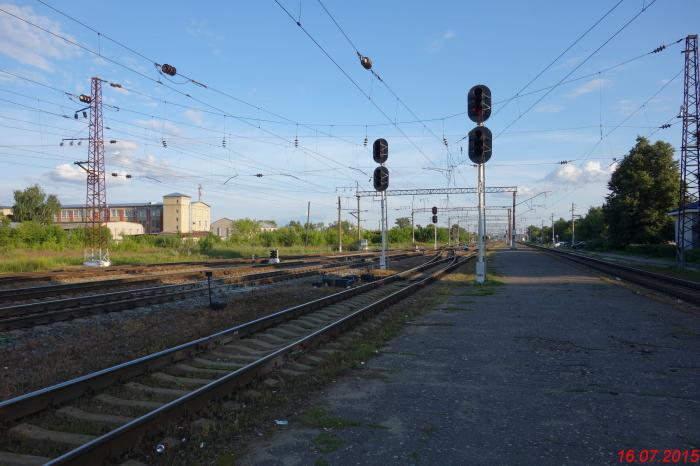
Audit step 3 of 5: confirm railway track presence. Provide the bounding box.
[525,243,700,305]
[0,251,393,288]
[0,251,470,466]
[0,252,415,331]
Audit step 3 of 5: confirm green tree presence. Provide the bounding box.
[603,137,679,247]
[12,184,61,223]
[576,206,606,241]
[394,217,411,229]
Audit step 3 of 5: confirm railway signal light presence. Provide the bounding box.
[432,215,438,224]
[373,138,388,164]
[468,85,491,123]
[468,126,492,164]
[373,166,389,192]
[432,206,438,215]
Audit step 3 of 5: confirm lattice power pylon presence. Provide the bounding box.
[677,34,699,266]
[84,77,110,267]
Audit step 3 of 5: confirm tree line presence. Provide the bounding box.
[527,137,687,255]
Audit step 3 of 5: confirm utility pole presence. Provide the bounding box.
[511,191,516,249]
[410,196,415,246]
[551,213,555,244]
[507,209,512,247]
[447,215,451,246]
[337,196,342,252]
[80,77,109,267]
[304,201,310,247]
[356,195,361,246]
[677,34,699,267]
[570,203,576,245]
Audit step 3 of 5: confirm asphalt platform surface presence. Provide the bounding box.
[238,248,700,466]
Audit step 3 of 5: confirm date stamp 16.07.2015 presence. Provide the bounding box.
[618,450,700,463]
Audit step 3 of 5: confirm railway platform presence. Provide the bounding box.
[238,248,700,466]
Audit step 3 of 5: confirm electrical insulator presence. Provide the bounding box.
[372,138,388,163]
[432,206,438,215]
[256,173,263,177]
[467,126,492,164]
[443,137,448,147]
[363,137,368,147]
[126,174,132,179]
[79,94,91,104]
[109,140,117,144]
[373,166,389,192]
[294,137,298,148]
[111,172,118,177]
[162,139,167,148]
[222,137,226,148]
[467,85,492,124]
[161,64,177,76]
[70,141,74,146]
[82,111,88,118]
[360,55,372,70]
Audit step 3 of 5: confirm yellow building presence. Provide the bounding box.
[162,193,211,234]
[191,201,210,232]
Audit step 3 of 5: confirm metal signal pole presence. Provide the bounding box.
[476,161,486,283]
[380,191,387,268]
[571,203,576,245]
[511,191,517,249]
[356,195,361,245]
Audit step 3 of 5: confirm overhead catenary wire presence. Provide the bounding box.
[272,0,441,171]
[493,0,660,139]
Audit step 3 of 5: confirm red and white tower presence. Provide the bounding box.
[84,76,110,267]
[677,35,699,266]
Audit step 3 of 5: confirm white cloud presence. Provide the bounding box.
[49,163,85,184]
[0,3,79,70]
[618,99,637,116]
[183,109,204,126]
[534,104,563,113]
[568,78,610,98]
[134,119,184,137]
[427,30,457,50]
[544,160,613,185]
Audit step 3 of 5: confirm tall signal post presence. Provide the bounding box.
[467,85,493,284]
[372,139,389,269]
[77,77,110,267]
[677,34,699,267]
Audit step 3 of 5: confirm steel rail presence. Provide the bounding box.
[0,254,413,331]
[43,253,468,465]
[525,243,700,304]
[0,252,444,423]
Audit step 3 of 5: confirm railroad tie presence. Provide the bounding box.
[171,363,231,377]
[94,394,164,410]
[254,332,290,346]
[151,372,212,387]
[123,382,189,398]
[190,356,244,370]
[0,451,52,466]
[9,422,96,446]
[55,406,133,427]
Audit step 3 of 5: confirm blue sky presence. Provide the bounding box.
[0,0,697,232]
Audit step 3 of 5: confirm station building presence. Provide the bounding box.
[668,200,699,249]
[54,192,211,237]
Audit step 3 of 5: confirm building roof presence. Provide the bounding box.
[191,201,210,207]
[259,221,277,228]
[61,202,163,209]
[163,192,191,198]
[668,200,700,216]
[212,217,234,224]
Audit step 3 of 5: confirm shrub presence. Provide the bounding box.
[624,244,676,258]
